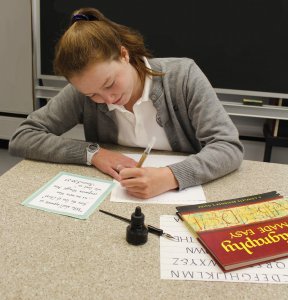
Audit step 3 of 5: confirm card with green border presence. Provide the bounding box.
[22,172,115,219]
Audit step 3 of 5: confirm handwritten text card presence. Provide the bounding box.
[22,172,115,219]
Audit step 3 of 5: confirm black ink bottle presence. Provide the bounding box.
[126,206,148,245]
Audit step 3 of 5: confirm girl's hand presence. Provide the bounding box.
[91,148,137,181]
[119,167,179,199]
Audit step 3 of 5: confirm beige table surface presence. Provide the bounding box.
[0,152,288,299]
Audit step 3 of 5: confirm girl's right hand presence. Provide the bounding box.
[91,148,137,180]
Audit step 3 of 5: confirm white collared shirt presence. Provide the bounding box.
[107,57,172,151]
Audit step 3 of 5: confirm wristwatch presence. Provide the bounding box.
[86,143,100,165]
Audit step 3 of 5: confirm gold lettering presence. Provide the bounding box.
[276,232,288,241]
[230,229,255,239]
[267,231,281,243]
[221,240,237,253]
[221,231,288,255]
[257,222,288,233]
[221,240,253,255]
[244,237,258,248]
[237,242,253,255]
[230,232,242,238]
[258,226,265,234]
[251,238,266,246]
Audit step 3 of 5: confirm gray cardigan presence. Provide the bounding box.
[9,58,244,190]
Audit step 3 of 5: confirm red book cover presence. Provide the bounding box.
[176,192,288,272]
[197,216,288,272]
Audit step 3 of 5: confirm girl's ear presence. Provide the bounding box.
[120,46,130,63]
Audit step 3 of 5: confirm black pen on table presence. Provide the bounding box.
[136,136,156,168]
[99,209,175,240]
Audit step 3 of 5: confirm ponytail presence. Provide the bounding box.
[54,8,163,82]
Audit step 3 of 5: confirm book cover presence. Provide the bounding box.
[176,191,281,215]
[176,192,288,272]
[197,216,288,272]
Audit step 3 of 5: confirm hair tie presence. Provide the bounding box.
[71,14,98,24]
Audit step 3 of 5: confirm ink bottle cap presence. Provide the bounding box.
[126,206,148,245]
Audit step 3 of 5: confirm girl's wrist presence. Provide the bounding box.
[161,167,179,191]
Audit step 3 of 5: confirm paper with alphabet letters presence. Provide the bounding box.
[22,172,115,219]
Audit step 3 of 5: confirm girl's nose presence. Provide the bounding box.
[105,94,116,104]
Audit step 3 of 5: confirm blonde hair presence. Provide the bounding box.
[53,7,163,82]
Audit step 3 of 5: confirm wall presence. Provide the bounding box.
[0,0,33,139]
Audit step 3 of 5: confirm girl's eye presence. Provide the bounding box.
[105,82,114,89]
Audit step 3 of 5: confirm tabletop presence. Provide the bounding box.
[0,153,288,300]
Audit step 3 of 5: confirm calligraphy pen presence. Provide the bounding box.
[99,209,175,240]
[136,136,156,168]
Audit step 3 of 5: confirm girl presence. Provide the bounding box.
[9,7,243,199]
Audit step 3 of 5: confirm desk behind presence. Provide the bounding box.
[0,158,287,299]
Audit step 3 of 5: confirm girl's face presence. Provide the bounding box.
[70,47,142,108]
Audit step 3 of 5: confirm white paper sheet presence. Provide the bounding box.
[160,215,288,284]
[110,154,206,205]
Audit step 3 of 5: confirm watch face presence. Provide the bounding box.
[88,144,99,152]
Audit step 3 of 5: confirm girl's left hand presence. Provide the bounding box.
[119,167,179,199]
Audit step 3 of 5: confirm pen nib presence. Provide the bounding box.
[162,233,176,241]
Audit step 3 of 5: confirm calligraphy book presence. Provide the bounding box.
[176,191,288,272]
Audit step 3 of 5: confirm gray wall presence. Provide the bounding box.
[0,0,33,139]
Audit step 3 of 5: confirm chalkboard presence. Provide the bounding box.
[39,0,288,95]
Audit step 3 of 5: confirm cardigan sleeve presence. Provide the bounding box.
[9,84,90,164]
[168,60,244,189]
